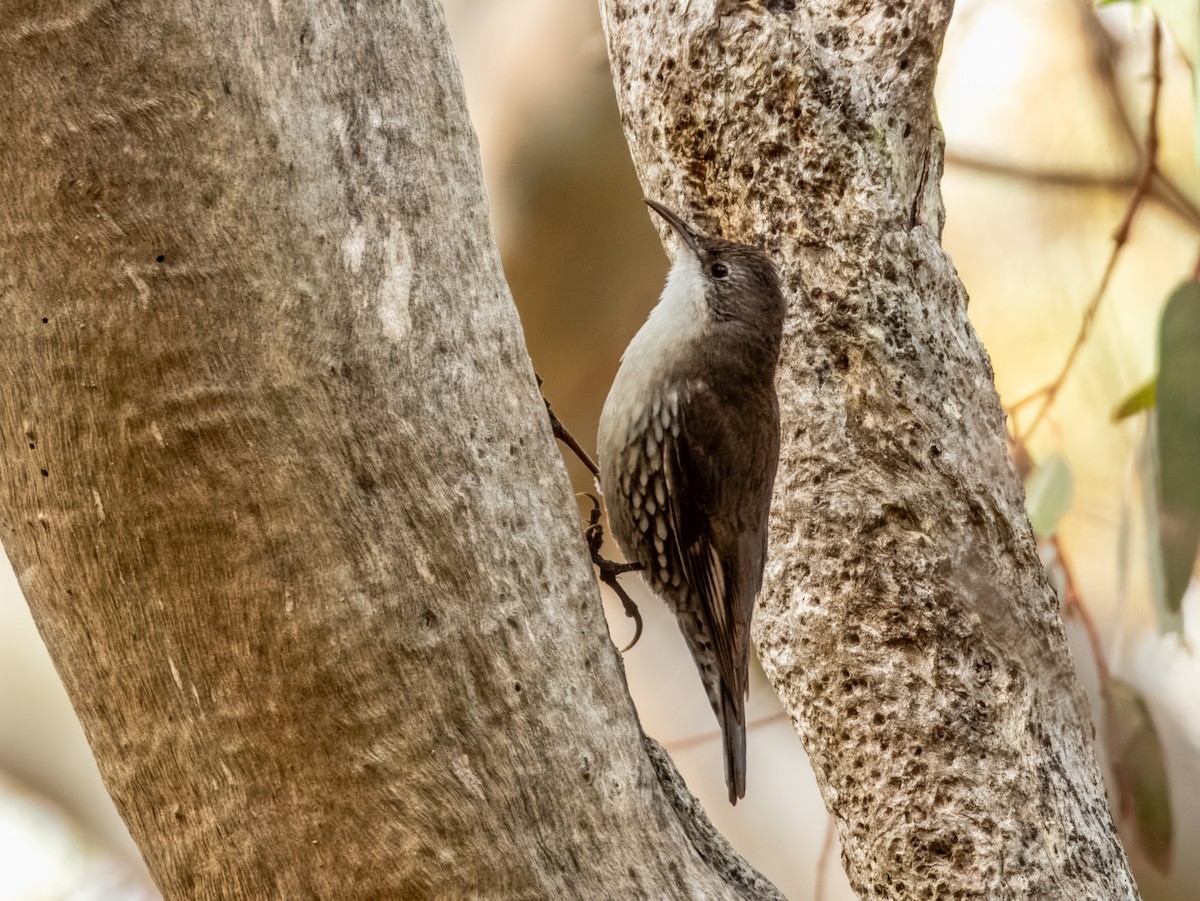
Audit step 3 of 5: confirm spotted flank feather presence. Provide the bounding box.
[595,202,785,804]
[609,378,778,804]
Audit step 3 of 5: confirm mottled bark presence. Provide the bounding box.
[600,0,1140,898]
[0,2,778,898]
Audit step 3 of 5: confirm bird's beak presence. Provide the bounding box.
[645,199,702,256]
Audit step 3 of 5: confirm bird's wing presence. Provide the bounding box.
[662,381,779,702]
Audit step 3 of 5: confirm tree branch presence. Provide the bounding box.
[1014,19,1162,441]
[944,151,1200,229]
[601,0,1139,896]
[0,3,777,897]
[814,814,837,901]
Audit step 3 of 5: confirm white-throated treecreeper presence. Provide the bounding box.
[597,200,785,804]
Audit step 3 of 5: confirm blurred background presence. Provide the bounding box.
[2,0,1197,897]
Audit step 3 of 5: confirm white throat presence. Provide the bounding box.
[599,245,709,465]
[619,249,708,374]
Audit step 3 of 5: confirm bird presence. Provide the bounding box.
[597,199,786,804]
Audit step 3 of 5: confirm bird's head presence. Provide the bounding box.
[645,199,786,339]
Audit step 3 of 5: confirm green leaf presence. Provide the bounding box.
[1104,679,1173,874]
[1024,453,1074,537]
[1156,281,1200,616]
[1112,377,1157,421]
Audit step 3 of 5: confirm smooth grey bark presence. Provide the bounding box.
[0,3,778,898]
[600,0,1141,898]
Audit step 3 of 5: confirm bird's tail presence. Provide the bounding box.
[719,685,747,805]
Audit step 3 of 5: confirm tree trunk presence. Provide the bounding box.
[0,3,777,897]
[600,0,1140,898]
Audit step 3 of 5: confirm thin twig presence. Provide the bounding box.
[814,814,838,901]
[944,152,1200,230]
[1071,0,1200,236]
[1074,0,1139,150]
[537,372,601,477]
[1149,171,1200,230]
[552,413,601,478]
[662,709,788,753]
[1007,418,1112,688]
[1016,20,1162,443]
[944,152,1138,192]
[1051,534,1112,686]
[1006,384,1051,415]
[1073,0,1200,234]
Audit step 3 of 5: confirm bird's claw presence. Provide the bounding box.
[578,492,644,651]
[616,591,644,653]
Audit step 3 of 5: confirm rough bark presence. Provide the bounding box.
[0,3,780,898]
[601,1,1140,898]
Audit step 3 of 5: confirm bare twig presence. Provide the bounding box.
[1071,0,1200,240]
[944,152,1200,230]
[814,814,838,901]
[1051,534,1112,686]
[1007,424,1111,689]
[1150,171,1200,230]
[1074,0,1141,152]
[945,152,1138,192]
[537,372,601,478]
[662,710,788,754]
[1006,384,1051,417]
[1015,21,1163,442]
[1081,0,1200,230]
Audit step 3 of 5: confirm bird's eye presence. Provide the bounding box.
[710,262,729,279]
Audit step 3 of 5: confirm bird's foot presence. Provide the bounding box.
[580,492,644,652]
